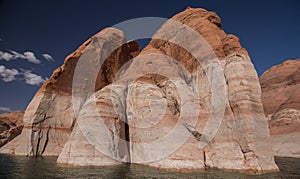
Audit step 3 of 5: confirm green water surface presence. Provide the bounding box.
[0,155,299,178]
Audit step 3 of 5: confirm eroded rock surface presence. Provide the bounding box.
[1,7,278,174]
[0,28,140,156]
[260,58,300,157]
[127,7,277,174]
[56,7,278,174]
[0,111,24,147]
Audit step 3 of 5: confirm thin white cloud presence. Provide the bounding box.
[0,65,20,82]
[0,65,46,86]
[24,51,40,64]
[0,51,14,61]
[42,53,54,62]
[0,106,11,112]
[22,70,45,86]
[0,38,3,41]
[0,50,41,64]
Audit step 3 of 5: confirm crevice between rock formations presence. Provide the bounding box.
[124,116,130,163]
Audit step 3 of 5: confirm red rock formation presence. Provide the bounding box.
[260,58,300,157]
[57,7,278,174]
[1,7,279,175]
[0,28,140,156]
[132,7,277,174]
[0,111,24,147]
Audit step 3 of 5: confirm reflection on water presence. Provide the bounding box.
[0,155,299,178]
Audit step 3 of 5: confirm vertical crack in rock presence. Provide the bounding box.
[40,127,50,155]
[183,122,210,145]
[203,150,207,169]
[30,119,40,156]
[123,86,131,163]
[124,111,130,163]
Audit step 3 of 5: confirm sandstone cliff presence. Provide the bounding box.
[0,28,140,156]
[57,7,278,174]
[0,111,24,147]
[1,7,278,174]
[260,58,300,157]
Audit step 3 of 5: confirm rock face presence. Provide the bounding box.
[260,58,300,157]
[57,7,277,174]
[0,111,24,147]
[1,7,278,174]
[0,28,140,156]
[134,7,277,174]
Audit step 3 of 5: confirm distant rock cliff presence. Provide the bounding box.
[260,58,300,157]
[1,7,278,174]
[0,111,24,147]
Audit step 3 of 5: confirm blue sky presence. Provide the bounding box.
[0,0,299,113]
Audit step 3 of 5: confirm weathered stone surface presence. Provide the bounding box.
[261,59,300,116]
[1,7,279,174]
[59,7,277,174]
[57,85,129,166]
[260,58,300,158]
[120,7,277,174]
[0,28,140,156]
[0,111,24,147]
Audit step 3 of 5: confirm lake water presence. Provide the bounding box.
[0,155,299,178]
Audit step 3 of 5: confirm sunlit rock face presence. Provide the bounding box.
[126,7,277,174]
[0,28,140,157]
[1,7,279,174]
[260,58,300,158]
[57,7,278,174]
